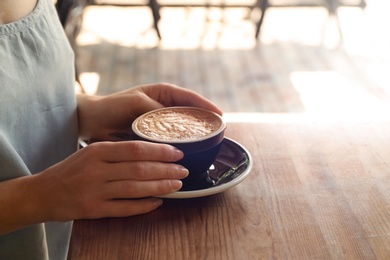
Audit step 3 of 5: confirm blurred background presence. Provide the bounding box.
[60,0,390,120]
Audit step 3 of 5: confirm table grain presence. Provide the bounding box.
[68,115,390,260]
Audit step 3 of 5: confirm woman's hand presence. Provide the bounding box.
[77,83,222,141]
[1,141,188,234]
[39,140,189,221]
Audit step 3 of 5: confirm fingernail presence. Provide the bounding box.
[152,198,163,207]
[178,167,189,179]
[170,180,183,191]
[175,148,184,158]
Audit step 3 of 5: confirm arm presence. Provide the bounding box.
[0,174,44,234]
[0,141,187,235]
[0,83,220,235]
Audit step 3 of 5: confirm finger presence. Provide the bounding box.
[101,162,189,181]
[104,179,182,199]
[85,141,184,163]
[98,198,164,218]
[140,83,223,116]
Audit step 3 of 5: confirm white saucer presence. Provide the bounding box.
[157,137,253,199]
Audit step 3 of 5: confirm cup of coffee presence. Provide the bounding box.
[132,106,226,191]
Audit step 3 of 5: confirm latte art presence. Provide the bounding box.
[135,108,222,141]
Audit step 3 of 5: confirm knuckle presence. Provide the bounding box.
[129,141,148,157]
[132,162,147,179]
[165,164,176,178]
[77,196,98,218]
[130,142,177,161]
[159,82,173,89]
[115,204,132,217]
[83,142,103,157]
[151,183,165,195]
[116,200,154,217]
[155,180,174,194]
[159,145,178,161]
[130,95,144,108]
[79,203,93,217]
[122,181,140,196]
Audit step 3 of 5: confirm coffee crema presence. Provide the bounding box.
[134,107,223,141]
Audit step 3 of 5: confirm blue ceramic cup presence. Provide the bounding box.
[132,106,226,191]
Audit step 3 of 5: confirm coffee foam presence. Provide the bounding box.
[135,108,222,141]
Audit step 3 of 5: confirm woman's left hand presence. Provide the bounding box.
[77,83,222,141]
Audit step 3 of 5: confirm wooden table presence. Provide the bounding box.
[67,114,390,259]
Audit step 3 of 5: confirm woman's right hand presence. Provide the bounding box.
[0,141,187,234]
[40,141,188,221]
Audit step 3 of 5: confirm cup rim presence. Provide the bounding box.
[132,106,226,144]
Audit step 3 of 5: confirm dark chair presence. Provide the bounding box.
[56,0,270,42]
[55,0,162,93]
[57,0,87,46]
[83,0,161,38]
[254,0,367,39]
[56,0,161,40]
[150,0,267,40]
